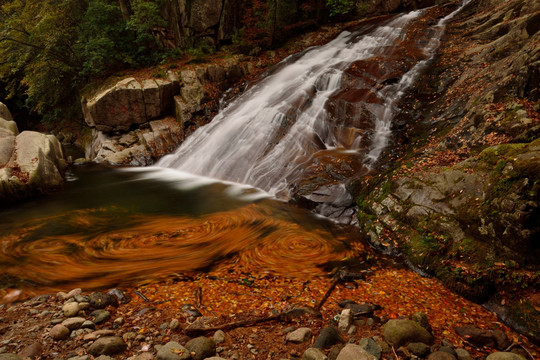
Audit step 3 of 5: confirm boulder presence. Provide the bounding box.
[0,118,18,135]
[359,338,382,359]
[336,344,378,360]
[313,326,344,349]
[185,336,216,360]
[1,130,66,202]
[454,325,495,348]
[0,101,14,121]
[485,352,526,360]
[190,0,223,33]
[302,348,328,360]
[383,319,434,347]
[82,78,174,133]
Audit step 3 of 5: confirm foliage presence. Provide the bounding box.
[127,0,167,58]
[326,0,355,17]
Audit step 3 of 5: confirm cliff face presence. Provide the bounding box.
[350,0,539,341]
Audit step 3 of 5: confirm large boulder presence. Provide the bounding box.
[82,78,175,133]
[1,130,66,203]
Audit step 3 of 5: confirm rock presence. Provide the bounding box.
[65,288,82,299]
[169,318,180,331]
[113,317,124,328]
[157,341,190,360]
[1,131,66,203]
[348,325,357,335]
[338,309,353,332]
[0,131,15,168]
[314,326,344,349]
[336,344,378,360]
[81,320,96,329]
[454,326,495,348]
[358,338,382,359]
[455,348,474,360]
[492,329,512,350]
[89,292,118,309]
[50,324,70,340]
[87,336,127,356]
[83,330,116,341]
[95,356,115,360]
[62,302,80,317]
[91,309,110,324]
[62,317,86,330]
[412,312,432,333]
[427,351,457,360]
[383,319,434,347]
[344,303,379,318]
[440,346,458,358]
[185,336,216,360]
[302,348,328,360]
[18,342,42,359]
[71,328,93,338]
[0,119,18,135]
[131,353,154,360]
[486,352,526,360]
[213,330,225,344]
[407,342,431,357]
[0,102,14,121]
[107,288,129,304]
[286,327,313,343]
[74,294,90,303]
[0,355,23,360]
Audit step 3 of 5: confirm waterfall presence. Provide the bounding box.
[158,1,470,198]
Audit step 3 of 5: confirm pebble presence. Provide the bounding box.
[347,325,357,335]
[286,327,313,343]
[62,317,87,330]
[62,302,80,317]
[213,330,226,344]
[49,324,70,340]
[78,302,90,310]
[74,295,90,303]
[81,320,96,329]
[83,330,115,341]
[169,319,180,331]
[338,309,353,332]
[71,328,93,338]
[91,309,110,324]
[302,347,328,360]
[66,288,82,299]
[313,326,343,349]
[113,317,124,328]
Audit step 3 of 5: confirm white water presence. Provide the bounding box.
[158,1,470,198]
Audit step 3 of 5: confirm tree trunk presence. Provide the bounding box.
[118,0,132,21]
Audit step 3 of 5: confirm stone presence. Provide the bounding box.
[1,131,66,203]
[87,336,127,356]
[336,344,378,360]
[492,329,512,350]
[18,342,42,359]
[170,318,180,331]
[131,353,154,360]
[412,312,432,333]
[83,330,116,341]
[455,348,474,360]
[65,288,82,299]
[0,131,15,168]
[89,292,118,309]
[50,324,70,340]
[314,326,344,349]
[286,327,313,343]
[213,330,226,344]
[81,320,96,329]
[0,119,17,136]
[62,317,86,330]
[338,309,353,332]
[62,302,80,317]
[185,336,216,360]
[91,309,110,324]
[344,303,379,318]
[0,102,14,121]
[454,326,495,348]
[440,346,458,358]
[71,328,93,338]
[486,352,526,360]
[383,319,434,347]
[359,338,382,359]
[427,351,457,360]
[95,356,115,360]
[408,342,431,357]
[302,348,328,360]
[113,317,124,327]
[0,355,23,360]
[157,341,190,360]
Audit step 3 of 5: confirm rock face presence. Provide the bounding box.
[1,103,66,203]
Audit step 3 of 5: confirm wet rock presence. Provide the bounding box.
[91,309,110,324]
[383,319,434,347]
[314,326,344,349]
[185,336,216,360]
[302,347,328,360]
[336,344,378,360]
[89,292,118,309]
[358,338,382,359]
[338,309,353,332]
[62,302,80,317]
[486,352,526,360]
[213,330,225,344]
[286,328,313,343]
[428,351,457,360]
[407,342,431,357]
[87,336,127,356]
[18,342,42,359]
[50,324,70,340]
[157,341,190,360]
[454,325,495,348]
[62,317,86,330]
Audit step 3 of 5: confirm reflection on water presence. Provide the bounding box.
[0,165,376,294]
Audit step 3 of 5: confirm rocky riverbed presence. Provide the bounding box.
[1,270,538,360]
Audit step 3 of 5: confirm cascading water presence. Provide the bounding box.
[158,1,471,199]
